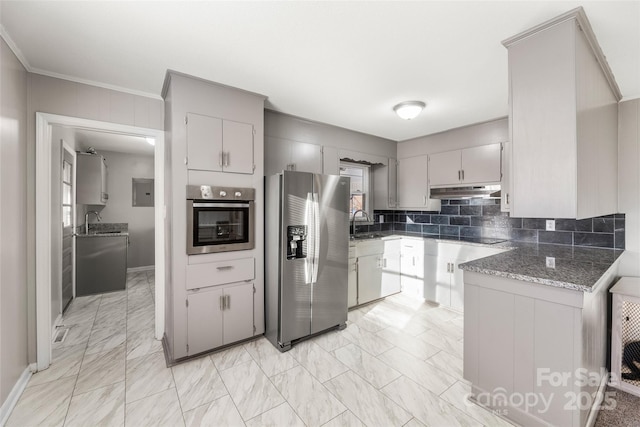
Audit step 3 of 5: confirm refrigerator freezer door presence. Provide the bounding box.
[280,171,314,344]
[310,173,350,335]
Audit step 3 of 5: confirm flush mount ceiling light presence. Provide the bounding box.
[393,101,426,120]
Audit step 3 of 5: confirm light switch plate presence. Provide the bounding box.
[546,220,555,231]
[546,257,556,268]
[379,215,384,224]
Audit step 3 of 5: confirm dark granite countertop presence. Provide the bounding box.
[459,242,624,292]
[76,231,129,238]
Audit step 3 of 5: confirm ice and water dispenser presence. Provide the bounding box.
[287,225,307,260]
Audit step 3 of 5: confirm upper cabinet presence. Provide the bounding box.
[264,136,322,176]
[76,153,108,205]
[186,112,254,174]
[373,159,398,210]
[429,143,502,187]
[397,155,441,211]
[503,8,621,219]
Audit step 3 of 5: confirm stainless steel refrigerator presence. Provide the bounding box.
[265,170,350,352]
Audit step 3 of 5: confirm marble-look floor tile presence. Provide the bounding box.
[320,410,365,427]
[210,343,253,371]
[417,329,464,359]
[271,365,346,426]
[333,343,401,389]
[126,351,174,403]
[126,325,162,360]
[381,376,481,427]
[183,395,245,427]
[94,305,127,331]
[62,304,99,326]
[311,329,351,352]
[127,305,155,333]
[450,316,464,329]
[324,371,411,427]
[28,343,85,387]
[125,387,185,427]
[245,403,305,427]
[376,327,441,360]
[243,337,298,377]
[66,295,101,314]
[438,320,464,340]
[440,381,516,427]
[378,347,457,396]
[172,356,228,412]
[64,381,125,427]
[416,307,460,326]
[363,304,414,331]
[220,360,284,420]
[53,322,93,349]
[75,344,126,395]
[404,418,427,427]
[85,324,126,355]
[340,323,394,356]
[426,350,464,379]
[289,340,348,383]
[6,375,75,427]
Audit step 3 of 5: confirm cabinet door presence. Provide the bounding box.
[323,146,340,175]
[461,144,502,184]
[450,259,465,311]
[223,282,254,344]
[264,136,291,176]
[423,254,439,302]
[429,150,461,187]
[222,120,254,174]
[348,257,357,308]
[291,141,323,174]
[187,287,223,356]
[434,259,451,307]
[357,255,383,305]
[186,113,223,172]
[400,242,424,298]
[381,239,401,297]
[397,156,428,208]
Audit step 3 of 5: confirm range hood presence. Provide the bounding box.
[430,185,501,200]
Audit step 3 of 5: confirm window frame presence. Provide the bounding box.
[339,161,373,223]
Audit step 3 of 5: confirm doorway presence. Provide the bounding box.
[35,113,165,371]
[61,145,74,313]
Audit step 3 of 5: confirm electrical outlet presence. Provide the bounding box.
[546,220,555,231]
[379,215,384,224]
[546,257,556,269]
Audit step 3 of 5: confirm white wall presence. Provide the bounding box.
[0,36,28,406]
[89,150,155,269]
[397,117,508,158]
[618,98,640,276]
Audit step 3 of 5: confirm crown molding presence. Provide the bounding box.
[1,25,32,71]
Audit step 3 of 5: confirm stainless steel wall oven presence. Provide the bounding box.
[187,185,255,255]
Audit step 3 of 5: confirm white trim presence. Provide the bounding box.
[35,113,166,370]
[0,365,34,426]
[127,265,155,273]
[0,26,31,72]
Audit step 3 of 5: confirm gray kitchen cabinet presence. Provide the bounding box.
[76,153,108,205]
[187,281,254,356]
[399,239,424,298]
[503,8,620,219]
[373,159,398,209]
[357,254,383,305]
[500,142,511,212]
[397,156,440,211]
[264,136,322,176]
[429,143,502,188]
[381,238,401,298]
[186,112,254,174]
[348,243,357,308]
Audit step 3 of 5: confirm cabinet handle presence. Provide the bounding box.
[220,295,224,310]
[217,266,234,271]
[224,152,229,167]
[226,295,231,310]
[383,258,387,268]
[458,170,461,180]
[506,193,510,205]
[423,195,427,206]
[412,256,416,267]
[219,151,224,167]
[462,170,465,180]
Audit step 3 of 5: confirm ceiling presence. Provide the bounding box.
[73,128,155,156]
[2,1,639,141]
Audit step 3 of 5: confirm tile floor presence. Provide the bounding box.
[8,273,518,427]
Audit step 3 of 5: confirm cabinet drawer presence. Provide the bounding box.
[186,258,254,290]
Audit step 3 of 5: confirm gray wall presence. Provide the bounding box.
[1,37,28,405]
[265,109,396,158]
[618,98,640,276]
[93,150,155,269]
[397,117,508,158]
[25,74,163,364]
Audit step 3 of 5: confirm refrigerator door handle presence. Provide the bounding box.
[311,192,320,283]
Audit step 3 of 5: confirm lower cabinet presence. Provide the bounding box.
[348,245,357,308]
[381,238,401,297]
[186,281,254,356]
[358,254,383,305]
[400,239,424,298]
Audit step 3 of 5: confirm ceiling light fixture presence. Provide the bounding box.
[145,137,156,146]
[393,101,426,120]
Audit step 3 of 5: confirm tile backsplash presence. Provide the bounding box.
[353,199,624,250]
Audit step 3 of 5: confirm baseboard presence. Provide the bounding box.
[127,265,155,273]
[585,370,609,427]
[0,364,35,426]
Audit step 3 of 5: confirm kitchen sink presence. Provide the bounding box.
[350,232,383,240]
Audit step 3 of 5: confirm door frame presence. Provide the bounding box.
[35,112,165,371]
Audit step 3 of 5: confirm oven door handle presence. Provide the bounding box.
[192,202,250,208]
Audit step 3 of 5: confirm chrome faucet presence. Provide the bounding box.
[351,209,371,235]
[85,210,102,234]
